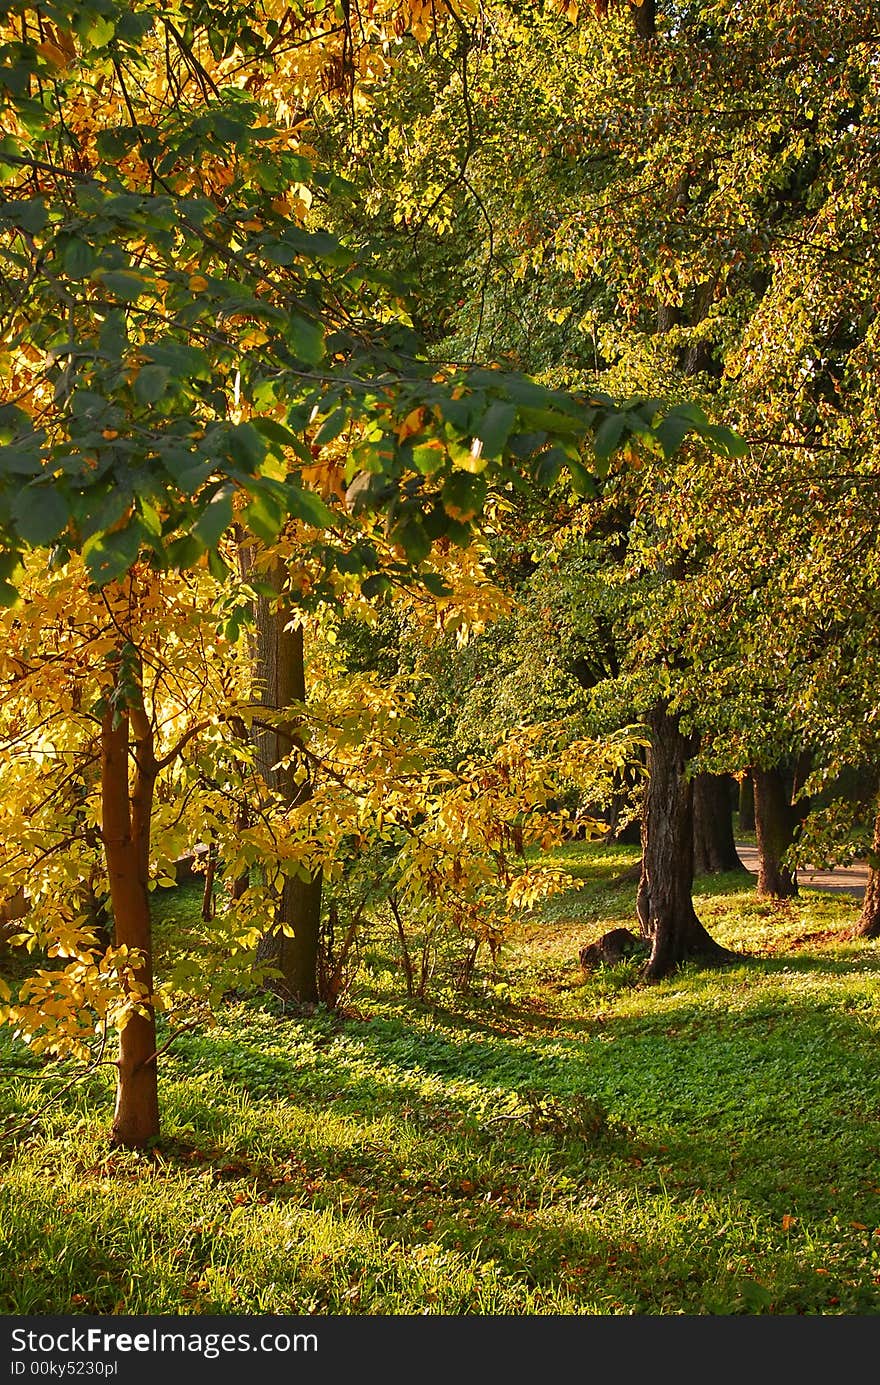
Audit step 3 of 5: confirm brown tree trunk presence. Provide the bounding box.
[628,0,734,976]
[854,805,880,938]
[253,561,322,1004]
[201,843,216,921]
[637,706,737,979]
[738,771,755,834]
[631,0,657,41]
[752,764,799,898]
[693,773,746,874]
[102,693,159,1149]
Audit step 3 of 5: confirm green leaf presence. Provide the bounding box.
[535,446,565,487]
[11,486,69,546]
[62,237,98,278]
[288,315,324,365]
[0,199,47,234]
[420,571,452,598]
[164,453,214,496]
[566,457,596,498]
[165,534,205,569]
[655,412,691,461]
[79,12,116,48]
[208,547,231,581]
[143,340,208,379]
[593,411,627,464]
[96,127,138,160]
[242,490,284,543]
[702,423,749,458]
[390,515,431,564]
[192,487,234,548]
[83,521,146,585]
[361,573,391,600]
[252,417,302,451]
[313,408,348,446]
[287,486,335,528]
[0,404,30,444]
[227,422,267,471]
[79,486,131,540]
[475,400,516,459]
[98,270,149,303]
[334,548,364,575]
[0,438,42,476]
[412,442,447,475]
[441,472,487,522]
[133,364,170,405]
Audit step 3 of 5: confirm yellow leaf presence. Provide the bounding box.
[397,406,425,443]
[37,40,69,69]
[188,275,209,293]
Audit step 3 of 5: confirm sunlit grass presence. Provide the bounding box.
[2,844,880,1314]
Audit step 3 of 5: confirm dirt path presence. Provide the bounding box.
[735,844,868,897]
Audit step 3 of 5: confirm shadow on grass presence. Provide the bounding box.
[5,973,880,1314]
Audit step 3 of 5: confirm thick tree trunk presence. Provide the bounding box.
[637,706,736,979]
[253,562,322,1004]
[854,805,880,938]
[693,773,746,874]
[738,771,755,834]
[631,0,656,41]
[628,0,733,977]
[752,764,798,898]
[102,702,159,1149]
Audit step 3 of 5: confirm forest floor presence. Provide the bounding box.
[2,842,880,1315]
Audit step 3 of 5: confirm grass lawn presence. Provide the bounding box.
[2,842,879,1315]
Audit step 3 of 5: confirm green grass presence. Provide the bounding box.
[2,842,880,1315]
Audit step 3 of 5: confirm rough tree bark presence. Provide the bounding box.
[637,707,737,979]
[630,0,657,41]
[853,802,880,938]
[692,773,746,874]
[101,686,160,1149]
[252,562,322,1004]
[752,764,799,898]
[738,771,755,834]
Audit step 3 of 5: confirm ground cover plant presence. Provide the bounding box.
[3,844,879,1316]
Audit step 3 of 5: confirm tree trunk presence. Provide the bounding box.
[631,0,657,41]
[854,805,880,938]
[101,696,159,1149]
[738,771,755,834]
[752,764,799,898]
[628,0,733,977]
[693,773,746,874]
[252,561,322,1004]
[637,706,736,979]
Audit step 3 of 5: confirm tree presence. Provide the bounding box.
[345,0,880,954]
[692,774,744,876]
[2,0,745,1143]
[249,559,322,1004]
